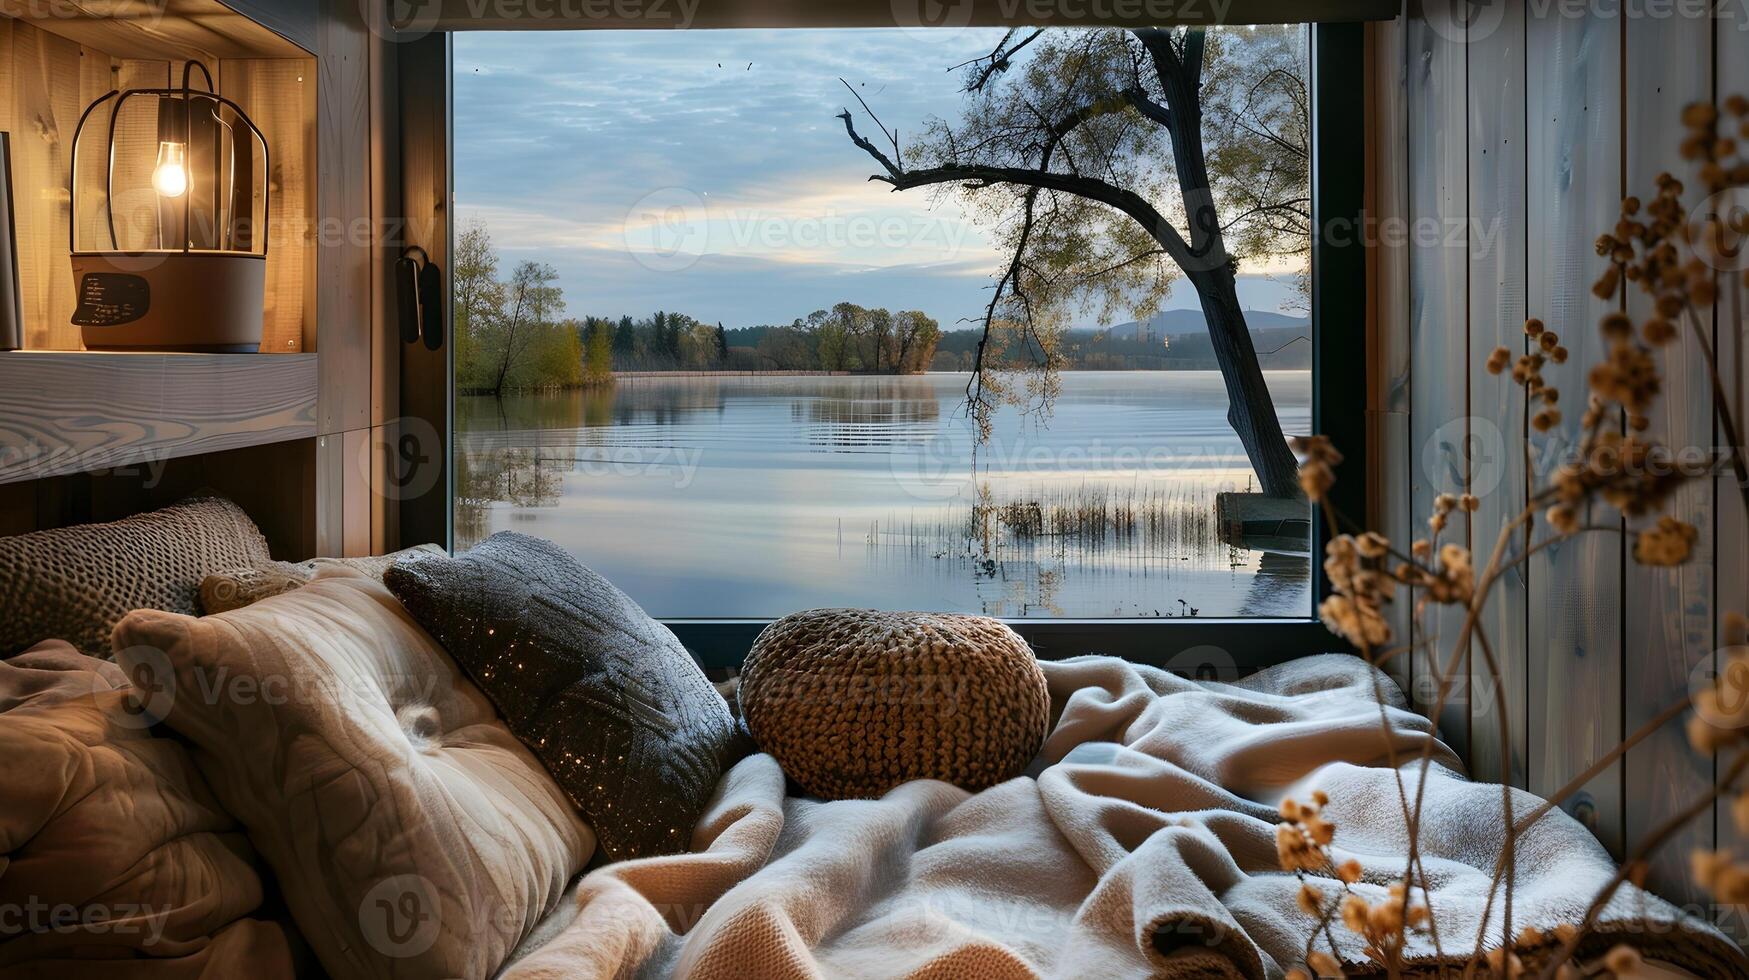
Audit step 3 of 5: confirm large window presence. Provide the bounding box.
[451,25,1343,631]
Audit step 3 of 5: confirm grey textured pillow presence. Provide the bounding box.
[0,496,271,658]
[385,532,740,861]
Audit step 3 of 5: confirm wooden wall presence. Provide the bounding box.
[0,21,314,351]
[1374,8,1748,905]
[0,0,404,559]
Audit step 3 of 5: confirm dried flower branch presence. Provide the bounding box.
[1278,93,1749,979]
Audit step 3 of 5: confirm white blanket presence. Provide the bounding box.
[503,655,1743,979]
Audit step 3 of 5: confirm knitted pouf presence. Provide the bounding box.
[739,608,1050,800]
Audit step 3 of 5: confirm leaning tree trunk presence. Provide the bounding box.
[1149,30,1300,499]
[1189,266,1301,498]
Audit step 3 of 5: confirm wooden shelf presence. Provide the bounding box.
[0,350,316,484]
[0,0,313,59]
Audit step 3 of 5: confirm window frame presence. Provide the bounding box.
[429,22,1369,673]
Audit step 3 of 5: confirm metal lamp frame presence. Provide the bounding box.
[68,60,271,258]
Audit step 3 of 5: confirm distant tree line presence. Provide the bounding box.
[454,221,942,395]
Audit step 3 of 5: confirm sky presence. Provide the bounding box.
[453,29,1305,332]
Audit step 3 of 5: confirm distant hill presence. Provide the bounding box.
[929,309,1311,371]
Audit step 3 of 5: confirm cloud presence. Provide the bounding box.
[454,29,1307,330]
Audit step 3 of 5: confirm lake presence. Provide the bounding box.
[455,371,1312,619]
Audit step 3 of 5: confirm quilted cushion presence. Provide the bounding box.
[112,566,594,980]
[0,496,271,658]
[384,532,741,862]
[740,608,1050,800]
[0,641,297,975]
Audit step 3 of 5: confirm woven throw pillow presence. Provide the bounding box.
[199,544,446,613]
[740,609,1050,800]
[384,532,741,862]
[112,566,594,980]
[0,496,271,658]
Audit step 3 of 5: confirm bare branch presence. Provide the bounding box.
[840,101,1196,270]
[957,28,1046,93]
[838,78,902,169]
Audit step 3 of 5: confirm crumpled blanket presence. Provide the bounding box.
[503,654,1745,979]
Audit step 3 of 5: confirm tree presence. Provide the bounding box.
[453,221,506,392]
[715,321,730,365]
[840,27,1309,497]
[486,261,562,397]
[679,320,720,368]
[583,318,615,387]
[614,314,636,359]
[892,309,942,374]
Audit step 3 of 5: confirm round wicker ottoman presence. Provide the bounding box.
[739,608,1050,800]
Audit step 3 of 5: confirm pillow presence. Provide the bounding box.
[0,496,271,658]
[199,544,447,613]
[740,608,1050,799]
[0,641,295,974]
[384,532,741,862]
[112,566,594,980]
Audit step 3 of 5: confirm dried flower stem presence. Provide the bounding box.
[1536,749,1749,980]
[1681,302,1749,512]
[1467,621,1517,962]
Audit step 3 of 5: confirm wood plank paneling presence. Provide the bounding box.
[10,23,86,350]
[1623,10,1717,905]
[0,0,307,60]
[1405,5,1471,754]
[73,46,116,255]
[1465,1,1528,788]
[1392,4,1749,898]
[367,4,402,553]
[218,0,320,54]
[1716,2,1749,873]
[1523,4,1626,857]
[0,351,317,482]
[316,0,371,433]
[396,31,450,549]
[220,58,316,353]
[1368,17,1414,692]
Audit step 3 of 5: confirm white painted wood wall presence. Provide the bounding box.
[1373,5,1747,907]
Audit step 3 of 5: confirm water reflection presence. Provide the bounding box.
[453,372,1314,619]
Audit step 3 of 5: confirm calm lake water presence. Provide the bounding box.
[455,371,1312,619]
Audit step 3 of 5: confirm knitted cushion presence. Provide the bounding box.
[0,496,271,658]
[385,532,743,862]
[739,609,1049,800]
[199,544,446,613]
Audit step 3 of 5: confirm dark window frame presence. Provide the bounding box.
[437,22,1369,673]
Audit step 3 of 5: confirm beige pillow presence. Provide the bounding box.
[0,641,296,975]
[198,544,446,614]
[0,496,271,658]
[113,567,595,980]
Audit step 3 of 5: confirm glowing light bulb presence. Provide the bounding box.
[152,141,187,198]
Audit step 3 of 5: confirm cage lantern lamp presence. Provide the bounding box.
[68,61,270,351]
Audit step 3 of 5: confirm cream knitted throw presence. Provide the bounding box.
[504,655,1743,979]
